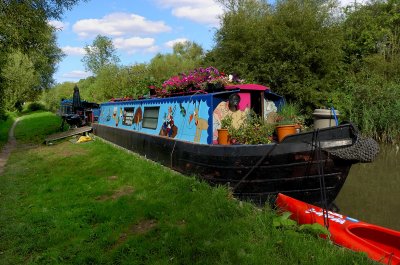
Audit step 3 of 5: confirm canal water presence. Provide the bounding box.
[335,144,400,230]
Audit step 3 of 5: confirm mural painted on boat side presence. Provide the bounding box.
[111,107,119,126]
[189,101,209,143]
[212,93,250,143]
[159,106,177,138]
[99,97,211,144]
[133,107,143,130]
[179,102,186,117]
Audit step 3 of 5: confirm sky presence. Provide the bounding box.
[49,0,355,84]
[48,0,224,83]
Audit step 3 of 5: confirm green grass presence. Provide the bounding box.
[14,111,63,143]
[0,112,17,149]
[0,112,375,265]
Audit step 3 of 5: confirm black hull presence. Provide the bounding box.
[93,123,356,206]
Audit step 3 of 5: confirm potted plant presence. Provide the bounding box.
[218,115,232,145]
[275,102,303,142]
[228,111,275,145]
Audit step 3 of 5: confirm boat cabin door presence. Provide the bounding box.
[250,91,264,117]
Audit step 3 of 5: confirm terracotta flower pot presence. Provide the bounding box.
[217,128,230,145]
[276,124,296,142]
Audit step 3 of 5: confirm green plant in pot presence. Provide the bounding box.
[220,114,233,129]
[275,102,297,124]
[275,102,304,142]
[218,115,232,145]
[228,111,274,145]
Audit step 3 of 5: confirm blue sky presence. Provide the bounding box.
[49,0,224,83]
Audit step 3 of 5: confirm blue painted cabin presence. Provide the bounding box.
[98,84,284,145]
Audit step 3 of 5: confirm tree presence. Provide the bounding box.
[78,64,152,102]
[210,0,345,111]
[173,41,204,62]
[343,0,400,80]
[0,0,86,117]
[338,0,400,141]
[81,35,120,75]
[149,41,204,83]
[2,50,40,111]
[1,0,88,20]
[0,2,64,88]
[41,81,76,112]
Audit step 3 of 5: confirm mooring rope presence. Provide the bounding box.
[170,141,177,168]
[315,129,330,230]
[232,144,277,192]
[331,107,339,126]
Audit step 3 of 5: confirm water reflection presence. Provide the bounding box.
[335,144,400,230]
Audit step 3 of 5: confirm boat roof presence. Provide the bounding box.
[225,84,270,91]
[102,84,272,105]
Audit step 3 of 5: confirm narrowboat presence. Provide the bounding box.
[92,83,379,206]
[276,193,400,265]
[59,85,100,128]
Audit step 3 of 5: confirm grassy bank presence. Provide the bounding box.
[0,112,17,149]
[0,112,374,265]
[13,111,63,144]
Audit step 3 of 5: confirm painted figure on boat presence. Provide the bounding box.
[189,101,208,143]
[133,106,143,130]
[160,106,177,138]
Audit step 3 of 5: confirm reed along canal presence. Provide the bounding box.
[335,144,400,230]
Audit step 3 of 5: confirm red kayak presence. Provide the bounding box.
[276,193,400,265]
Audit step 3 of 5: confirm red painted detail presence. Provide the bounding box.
[276,193,400,265]
[237,93,250,111]
[224,84,270,91]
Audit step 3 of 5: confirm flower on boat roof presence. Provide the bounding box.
[156,67,245,94]
[228,73,244,84]
[162,66,222,92]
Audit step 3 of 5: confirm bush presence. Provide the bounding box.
[344,74,400,143]
[25,102,47,112]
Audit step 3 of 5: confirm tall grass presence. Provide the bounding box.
[342,77,400,143]
[0,112,17,149]
[0,112,375,264]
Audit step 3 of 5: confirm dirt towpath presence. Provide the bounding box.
[0,118,20,175]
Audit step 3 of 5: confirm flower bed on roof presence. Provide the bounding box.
[149,67,244,97]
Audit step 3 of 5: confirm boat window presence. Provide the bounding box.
[122,107,134,126]
[60,104,72,114]
[142,107,160,129]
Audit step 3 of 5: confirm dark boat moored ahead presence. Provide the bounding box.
[92,83,379,206]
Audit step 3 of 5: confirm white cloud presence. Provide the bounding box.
[48,20,69,30]
[62,70,91,79]
[113,37,159,54]
[159,0,202,6]
[172,6,222,25]
[61,46,85,56]
[165,38,188,48]
[73,12,171,38]
[113,37,158,54]
[339,0,366,7]
[158,0,223,25]
[144,46,160,53]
